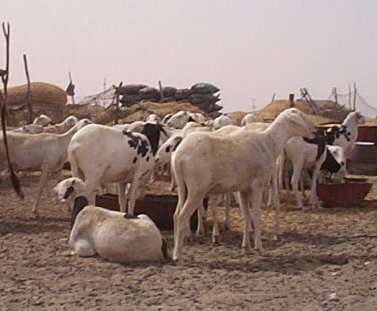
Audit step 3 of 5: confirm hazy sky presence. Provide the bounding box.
[1,0,377,113]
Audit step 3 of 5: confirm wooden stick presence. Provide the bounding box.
[23,54,33,123]
[68,71,75,105]
[1,22,23,199]
[158,80,164,102]
[353,82,357,111]
[113,81,122,125]
[348,83,352,110]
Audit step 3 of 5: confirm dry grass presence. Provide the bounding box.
[6,82,67,126]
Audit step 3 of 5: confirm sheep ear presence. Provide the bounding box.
[71,179,76,186]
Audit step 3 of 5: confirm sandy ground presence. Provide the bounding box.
[1,172,377,311]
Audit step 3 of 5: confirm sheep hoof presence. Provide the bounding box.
[242,246,251,255]
[212,235,219,244]
[31,210,40,219]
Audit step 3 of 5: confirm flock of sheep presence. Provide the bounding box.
[0,107,364,264]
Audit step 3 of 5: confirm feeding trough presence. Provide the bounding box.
[95,193,204,230]
[317,178,372,208]
[347,141,377,175]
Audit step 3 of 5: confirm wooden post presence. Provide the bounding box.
[271,93,275,102]
[348,83,352,110]
[158,80,164,102]
[23,54,33,124]
[353,82,357,111]
[0,22,23,199]
[66,71,75,105]
[289,93,295,107]
[113,81,122,125]
[332,87,338,105]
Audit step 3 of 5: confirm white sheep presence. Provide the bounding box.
[171,108,316,262]
[166,111,200,129]
[0,118,92,214]
[42,115,79,134]
[12,124,44,134]
[33,114,52,126]
[67,123,163,215]
[326,111,365,159]
[241,113,257,126]
[212,114,237,130]
[54,177,167,263]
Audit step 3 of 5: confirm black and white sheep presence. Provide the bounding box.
[54,177,167,263]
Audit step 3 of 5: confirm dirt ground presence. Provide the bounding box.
[1,172,377,311]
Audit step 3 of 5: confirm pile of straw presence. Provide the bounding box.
[6,82,67,126]
[255,99,345,125]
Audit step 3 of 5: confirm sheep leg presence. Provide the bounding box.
[117,182,127,213]
[224,192,231,230]
[291,160,305,210]
[309,164,321,209]
[195,202,206,236]
[126,180,139,215]
[173,196,202,262]
[32,169,50,214]
[169,172,176,192]
[251,186,265,255]
[270,166,281,238]
[210,196,220,243]
[238,191,252,254]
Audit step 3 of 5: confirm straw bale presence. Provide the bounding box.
[5,82,67,126]
[255,99,344,125]
[119,101,207,124]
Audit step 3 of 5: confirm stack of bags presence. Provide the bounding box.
[119,82,222,113]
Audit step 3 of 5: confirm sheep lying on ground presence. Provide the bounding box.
[171,108,316,262]
[54,177,167,263]
[0,118,92,214]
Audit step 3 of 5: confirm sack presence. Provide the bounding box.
[139,87,161,100]
[174,88,192,101]
[162,86,177,97]
[120,94,142,106]
[190,82,220,94]
[118,84,148,95]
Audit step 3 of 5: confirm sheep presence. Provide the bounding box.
[284,136,347,210]
[12,124,44,134]
[12,115,79,134]
[326,111,365,159]
[67,123,164,215]
[0,118,92,214]
[145,113,161,124]
[212,114,237,130]
[42,115,79,134]
[155,124,211,188]
[171,108,316,262]
[241,113,257,126]
[33,114,52,126]
[54,177,167,263]
[166,111,197,129]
